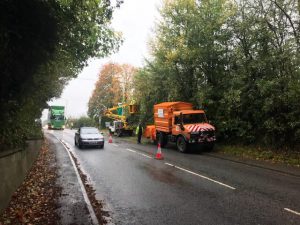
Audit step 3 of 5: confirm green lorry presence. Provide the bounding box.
[48,106,66,130]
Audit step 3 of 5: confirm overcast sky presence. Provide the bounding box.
[42,0,162,120]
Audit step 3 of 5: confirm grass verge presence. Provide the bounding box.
[214,144,300,167]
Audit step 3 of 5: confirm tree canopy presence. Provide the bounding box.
[0,0,121,149]
[132,0,300,149]
[88,63,137,121]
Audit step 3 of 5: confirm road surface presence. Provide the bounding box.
[48,129,300,225]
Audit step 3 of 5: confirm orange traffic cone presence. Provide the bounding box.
[108,134,113,143]
[155,143,164,160]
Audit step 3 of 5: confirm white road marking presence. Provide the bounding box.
[165,162,236,190]
[60,132,234,190]
[59,130,235,191]
[284,208,300,216]
[62,129,74,134]
[137,152,152,159]
[55,137,99,225]
[125,148,152,159]
[126,148,137,153]
[61,140,71,149]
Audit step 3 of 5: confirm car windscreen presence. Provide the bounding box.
[81,128,99,134]
[182,113,206,124]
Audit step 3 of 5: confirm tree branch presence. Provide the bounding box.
[273,0,300,50]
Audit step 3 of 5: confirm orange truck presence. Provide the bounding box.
[144,102,216,153]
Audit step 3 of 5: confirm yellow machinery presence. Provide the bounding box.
[104,103,138,137]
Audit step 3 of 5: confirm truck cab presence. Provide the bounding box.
[171,110,216,152]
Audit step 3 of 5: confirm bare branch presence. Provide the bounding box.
[272,0,300,50]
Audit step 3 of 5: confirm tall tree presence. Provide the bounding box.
[133,0,235,122]
[0,0,121,149]
[134,0,300,148]
[88,63,122,119]
[88,63,137,120]
[224,0,300,146]
[117,64,137,103]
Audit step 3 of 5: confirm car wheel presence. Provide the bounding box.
[177,136,188,153]
[74,139,77,146]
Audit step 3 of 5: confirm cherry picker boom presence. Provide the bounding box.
[104,103,138,137]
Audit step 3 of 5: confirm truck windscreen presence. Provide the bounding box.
[50,115,64,120]
[182,113,206,124]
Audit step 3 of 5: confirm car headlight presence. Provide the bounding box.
[99,138,104,141]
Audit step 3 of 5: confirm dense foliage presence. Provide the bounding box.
[0,0,121,150]
[132,0,300,149]
[67,117,97,129]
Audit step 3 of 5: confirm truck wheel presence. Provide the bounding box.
[152,138,158,145]
[204,143,214,152]
[158,132,168,148]
[177,136,188,153]
[116,129,122,137]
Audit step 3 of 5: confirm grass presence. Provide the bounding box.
[214,144,300,167]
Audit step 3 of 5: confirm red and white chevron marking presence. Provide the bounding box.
[186,124,214,132]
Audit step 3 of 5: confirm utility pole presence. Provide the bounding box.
[98,104,107,130]
[98,113,102,129]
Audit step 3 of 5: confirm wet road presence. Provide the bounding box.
[50,129,300,225]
